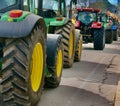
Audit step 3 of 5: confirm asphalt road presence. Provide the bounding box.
[38,38,120,106]
[0,38,120,106]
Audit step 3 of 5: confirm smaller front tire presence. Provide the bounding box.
[112,30,118,41]
[94,27,105,50]
[105,29,113,44]
[45,34,63,88]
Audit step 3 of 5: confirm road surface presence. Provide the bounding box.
[38,38,120,106]
[0,38,120,106]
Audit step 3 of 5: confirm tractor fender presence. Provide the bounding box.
[0,14,47,39]
[46,34,63,67]
[91,22,102,29]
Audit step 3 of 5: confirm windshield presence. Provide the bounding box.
[100,15,107,22]
[78,12,96,24]
[43,0,58,11]
[0,0,16,10]
[43,0,60,18]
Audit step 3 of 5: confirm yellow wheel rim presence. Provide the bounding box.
[56,49,63,77]
[30,43,43,92]
[69,31,74,59]
[78,38,82,56]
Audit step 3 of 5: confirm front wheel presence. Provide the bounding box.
[45,36,63,88]
[112,30,118,41]
[94,27,105,50]
[105,29,113,44]
[0,23,46,106]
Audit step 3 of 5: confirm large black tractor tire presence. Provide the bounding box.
[94,27,105,50]
[45,34,63,88]
[112,30,118,41]
[0,23,46,106]
[105,29,113,44]
[55,22,75,68]
[74,29,82,62]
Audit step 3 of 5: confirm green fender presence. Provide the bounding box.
[0,12,47,39]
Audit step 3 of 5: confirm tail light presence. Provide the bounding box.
[91,22,102,28]
[97,23,102,26]
[9,10,23,18]
[56,17,63,21]
[75,21,81,28]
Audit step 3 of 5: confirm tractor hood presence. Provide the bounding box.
[103,22,112,29]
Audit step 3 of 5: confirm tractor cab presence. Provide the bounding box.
[42,0,68,33]
[42,0,66,18]
[77,11,96,25]
[75,8,100,29]
[0,0,23,14]
[98,13,112,29]
[75,8,101,36]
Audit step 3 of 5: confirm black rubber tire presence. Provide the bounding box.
[0,23,46,106]
[105,29,113,44]
[94,27,105,50]
[112,30,118,41]
[45,40,63,88]
[55,22,75,68]
[74,30,82,62]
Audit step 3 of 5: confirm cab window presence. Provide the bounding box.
[0,0,16,10]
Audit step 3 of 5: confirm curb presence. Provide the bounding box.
[114,81,120,106]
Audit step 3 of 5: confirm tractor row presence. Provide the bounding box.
[99,11,119,44]
[0,0,82,105]
[73,7,119,50]
[1,0,119,105]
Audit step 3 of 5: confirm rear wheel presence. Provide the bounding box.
[74,29,82,62]
[112,30,118,41]
[0,23,45,106]
[94,27,105,50]
[105,29,113,44]
[55,22,75,68]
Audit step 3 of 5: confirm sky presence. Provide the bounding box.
[108,0,118,5]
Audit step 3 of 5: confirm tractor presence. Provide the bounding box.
[0,0,83,105]
[107,11,119,41]
[16,0,82,67]
[75,8,105,50]
[0,0,64,105]
[42,0,82,66]
[111,15,119,41]
[98,13,113,44]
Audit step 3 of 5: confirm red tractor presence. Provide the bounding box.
[75,8,105,50]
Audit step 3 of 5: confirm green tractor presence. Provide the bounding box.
[42,0,82,66]
[18,0,82,67]
[110,17,119,41]
[107,11,119,41]
[98,13,113,44]
[0,0,83,105]
[0,0,64,105]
